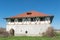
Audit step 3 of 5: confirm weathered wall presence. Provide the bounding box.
[6,23,51,36]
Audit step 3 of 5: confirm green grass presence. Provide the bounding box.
[0,33,60,40]
[0,36,60,40]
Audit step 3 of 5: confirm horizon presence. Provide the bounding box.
[0,0,60,29]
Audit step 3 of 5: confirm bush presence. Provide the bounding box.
[0,28,9,37]
[45,27,55,37]
[0,31,9,37]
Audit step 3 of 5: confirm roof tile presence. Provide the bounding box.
[10,11,51,18]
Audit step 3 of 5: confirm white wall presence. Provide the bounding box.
[6,23,51,36]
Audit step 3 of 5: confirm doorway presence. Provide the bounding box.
[10,29,14,36]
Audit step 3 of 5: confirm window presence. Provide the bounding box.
[18,18,22,22]
[45,17,50,21]
[22,18,27,21]
[25,31,28,34]
[40,17,45,21]
[27,18,31,21]
[36,17,40,21]
[22,18,31,22]
[31,18,35,21]
[14,19,18,22]
[11,19,14,22]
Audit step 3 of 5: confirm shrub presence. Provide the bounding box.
[0,28,9,37]
[0,31,9,37]
[45,27,55,37]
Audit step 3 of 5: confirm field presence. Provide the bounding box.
[0,35,60,40]
[0,32,60,40]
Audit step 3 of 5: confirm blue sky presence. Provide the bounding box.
[0,0,60,29]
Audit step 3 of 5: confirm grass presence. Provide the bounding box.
[0,36,60,40]
[0,33,60,40]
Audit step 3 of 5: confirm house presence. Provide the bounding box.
[5,11,54,36]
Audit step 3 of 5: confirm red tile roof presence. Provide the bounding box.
[9,11,52,18]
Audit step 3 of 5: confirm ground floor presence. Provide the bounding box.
[6,24,51,36]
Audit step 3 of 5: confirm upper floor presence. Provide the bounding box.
[5,11,54,25]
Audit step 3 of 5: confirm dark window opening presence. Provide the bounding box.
[40,17,45,21]
[25,31,28,34]
[31,18,35,21]
[31,18,33,21]
[18,18,22,22]
[11,19,14,22]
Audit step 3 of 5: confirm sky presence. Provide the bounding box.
[0,0,60,29]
